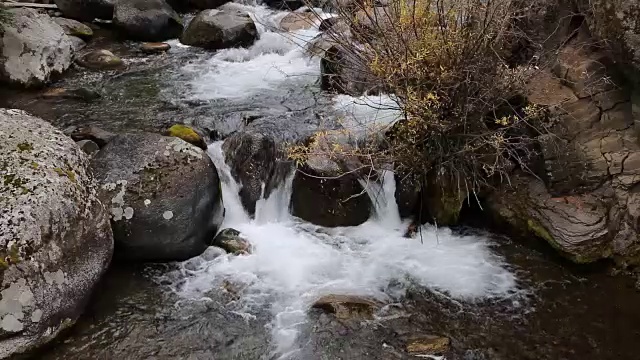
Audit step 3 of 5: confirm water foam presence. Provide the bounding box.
[168,142,520,357]
[180,5,322,101]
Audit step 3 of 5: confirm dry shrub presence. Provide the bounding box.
[293,0,552,196]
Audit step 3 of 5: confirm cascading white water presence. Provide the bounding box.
[165,4,521,358]
[169,143,520,358]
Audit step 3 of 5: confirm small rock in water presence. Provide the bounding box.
[165,124,207,150]
[69,36,87,52]
[141,42,171,54]
[69,125,116,147]
[311,294,381,320]
[76,140,100,156]
[212,228,252,255]
[53,17,94,39]
[405,335,451,357]
[41,87,101,102]
[76,49,124,70]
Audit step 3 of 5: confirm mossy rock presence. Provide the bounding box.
[76,50,123,70]
[165,124,207,150]
[53,17,94,39]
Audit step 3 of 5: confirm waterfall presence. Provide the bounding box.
[170,142,520,359]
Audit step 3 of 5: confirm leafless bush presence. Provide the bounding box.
[289,0,559,201]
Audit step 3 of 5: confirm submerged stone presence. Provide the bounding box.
[212,228,252,254]
[311,294,381,320]
[76,49,124,70]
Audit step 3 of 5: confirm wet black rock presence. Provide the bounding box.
[113,0,184,42]
[222,132,290,215]
[180,9,257,50]
[54,0,115,21]
[91,133,224,262]
[290,137,372,227]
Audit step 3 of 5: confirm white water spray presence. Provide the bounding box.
[169,143,520,358]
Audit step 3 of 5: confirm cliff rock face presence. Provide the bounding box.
[0,109,114,359]
[488,25,640,265]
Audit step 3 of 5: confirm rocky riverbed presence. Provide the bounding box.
[2,0,640,359]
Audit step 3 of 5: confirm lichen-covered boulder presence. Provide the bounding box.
[91,133,224,262]
[53,0,115,21]
[113,0,183,42]
[222,132,289,216]
[0,109,113,358]
[0,9,73,88]
[291,134,372,227]
[52,17,94,39]
[180,9,257,50]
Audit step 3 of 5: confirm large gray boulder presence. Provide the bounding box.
[53,0,115,21]
[180,9,257,50]
[0,9,73,88]
[113,0,183,41]
[0,109,114,358]
[91,133,225,262]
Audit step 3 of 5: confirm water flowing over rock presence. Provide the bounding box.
[290,136,372,226]
[113,0,184,42]
[212,228,251,254]
[91,133,224,262]
[0,109,113,359]
[222,132,289,216]
[53,0,115,21]
[0,9,73,87]
[180,9,258,50]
